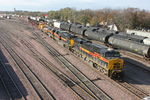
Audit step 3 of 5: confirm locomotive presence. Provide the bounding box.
[72,39,124,79]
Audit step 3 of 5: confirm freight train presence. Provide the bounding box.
[54,22,150,58]
[28,17,150,58]
[42,25,124,79]
[28,17,124,79]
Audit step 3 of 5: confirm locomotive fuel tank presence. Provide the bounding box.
[108,36,150,57]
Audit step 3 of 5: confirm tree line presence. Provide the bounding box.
[47,7,150,31]
[12,7,150,31]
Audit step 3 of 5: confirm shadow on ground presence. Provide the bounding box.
[122,56,150,85]
[0,48,28,99]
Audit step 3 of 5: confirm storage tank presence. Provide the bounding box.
[108,36,150,57]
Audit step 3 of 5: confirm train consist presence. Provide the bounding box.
[53,22,150,58]
[28,17,125,79]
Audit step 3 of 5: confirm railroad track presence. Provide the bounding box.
[0,56,25,100]
[33,21,150,99]
[71,44,150,99]
[2,31,109,99]
[37,29,150,99]
[89,37,150,99]
[117,79,149,99]
[120,50,150,62]
[21,39,99,100]
[71,42,150,99]
[32,32,112,100]
[89,61,150,99]
[0,34,55,100]
[1,31,99,99]
[67,42,150,99]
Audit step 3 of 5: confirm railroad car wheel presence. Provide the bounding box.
[99,67,103,73]
[63,44,66,47]
[84,57,87,61]
[108,70,111,77]
[93,63,98,69]
[144,55,150,60]
[80,54,83,58]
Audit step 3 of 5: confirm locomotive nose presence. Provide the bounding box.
[112,59,124,70]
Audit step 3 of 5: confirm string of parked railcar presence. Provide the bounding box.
[28,17,125,80]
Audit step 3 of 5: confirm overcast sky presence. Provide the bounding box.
[0,0,149,11]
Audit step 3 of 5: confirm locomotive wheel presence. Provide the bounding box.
[99,67,103,73]
[80,54,83,58]
[144,55,150,60]
[93,63,98,69]
[84,57,87,61]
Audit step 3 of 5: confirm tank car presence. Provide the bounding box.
[108,36,150,58]
[84,29,113,43]
[126,29,150,38]
[76,26,87,35]
[116,32,147,43]
[70,24,78,33]
[70,24,87,35]
[60,22,71,31]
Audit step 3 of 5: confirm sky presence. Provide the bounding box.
[0,0,149,11]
